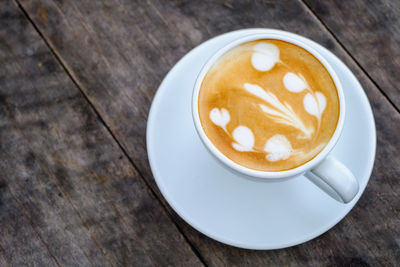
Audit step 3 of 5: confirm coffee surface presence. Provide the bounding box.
[198,39,340,171]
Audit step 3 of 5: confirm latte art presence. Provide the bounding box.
[198,39,339,171]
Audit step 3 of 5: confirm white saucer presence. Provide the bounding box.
[146,29,376,249]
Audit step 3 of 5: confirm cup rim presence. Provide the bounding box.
[192,33,345,179]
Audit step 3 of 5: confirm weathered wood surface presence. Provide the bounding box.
[304,0,400,110]
[0,1,203,266]
[0,0,398,265]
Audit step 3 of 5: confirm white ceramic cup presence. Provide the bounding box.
[192,33,359,203]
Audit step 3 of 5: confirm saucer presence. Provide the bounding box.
[146,29,376,249]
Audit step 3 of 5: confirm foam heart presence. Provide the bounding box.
[264,134,293,161]
[209,108,230,130]
[251,43,280,72]
[232,126,254,151]
[303,92,326,120]
[303,93,318,117]
[283,72,307,92]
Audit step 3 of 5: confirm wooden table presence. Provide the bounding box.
[0,0,399,266]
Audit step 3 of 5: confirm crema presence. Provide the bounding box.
[198,39,340,171]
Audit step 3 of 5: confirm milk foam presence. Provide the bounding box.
[232,126,254,152]
[316,92,327,114]
[209,107,255,151]
[251,43,280,71]
[283,72,307,92]
[303,92,326,120]
[264,135,293,162]
[209,108,230,131]
[244,83,313,137]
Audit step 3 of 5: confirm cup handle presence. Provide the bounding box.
[304,156,359,203]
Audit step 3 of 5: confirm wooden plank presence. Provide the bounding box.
[0,245,10,267]
[304,0,400,110]
[0,1,203,266]
[18,0,400,265]
[0,178,58,266]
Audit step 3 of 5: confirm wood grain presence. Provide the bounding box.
[11,0,400,265]
[0,1,203,266]
[304,0,400,110]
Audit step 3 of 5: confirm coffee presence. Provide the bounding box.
[198,39,340,171]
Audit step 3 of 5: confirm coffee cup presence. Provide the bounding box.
[192,33,359,203]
